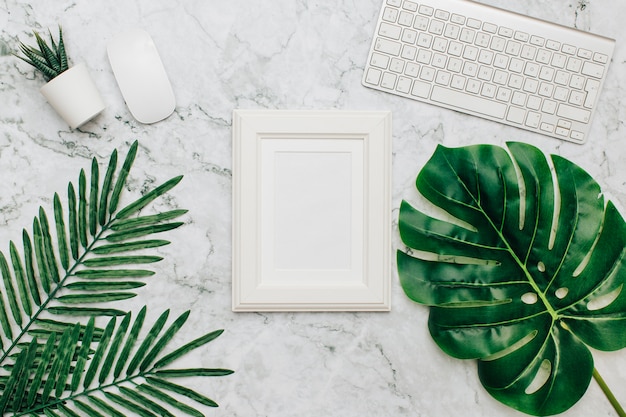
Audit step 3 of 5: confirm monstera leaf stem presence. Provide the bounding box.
[593,368,626,417]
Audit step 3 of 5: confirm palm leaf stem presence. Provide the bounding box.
[0,215,131,367]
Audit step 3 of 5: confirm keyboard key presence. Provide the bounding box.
[475,33,491,48]
[414,16,429,31]
[375,37,401,55]
[584,78,601,108]
[397,76,413,93]
[569,74,584,89]
[402,28,418,44]
[520,45,537,60]
[554,86,569,101]
[490,37,506,52]
[496,87,512,102]
[542,100,557,114]
[417,49,432,64]
[551,53,567,68]
[435,9,450,20]
[381,72,397,89]
[506,41,521,56]
[540,122,554,132]
[526,111,541,128]
[370,52,390,69]
[379,22,402,39]
[450,14,465,25]
[420,66,436,81]
[382,7,399,22]
[405,62,421,77]
[390,57,405,73]
[527,95,542,110]
[431,85,507,118]
[432,37,448,52]
[444,24,461,39]
[514,31,530,42]
[460,28,476,43]
[557,103,591,123]
[365,68,382,85]
[463,46,479,61]
[435,70,452,86]
[506,107,526,124]
[466,18,481,29]
[536,49,552,64]
[566,57,582,73]
[554,70,569,85]
[451,74,466,89]
[481,83,497,98]
[538,82,554,97]
[562,44,577,55]
[546,39,560,50]
[403,0,418,11]
[568,91,585,106]
[401,44,418,60]
[466,79,481,94]
[448,41,463,57]
[530,35,545,46]
[524,62,540,77]
[499,27,514,38]
[570,131,585,141]
[483,22,498,34]
[419,5,434,16]
[417,33,433,48]
[387,0,402,6]
[581,61,605,78]
[398,11,414,26]
[577,48,592,60]
[593,52,609,64]
[429,20,445,35]
[411,80,431,98]
[512,91,527,106]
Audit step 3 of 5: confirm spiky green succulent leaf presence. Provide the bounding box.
[15,26,69,81]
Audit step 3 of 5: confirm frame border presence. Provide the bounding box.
[232,110,392,312]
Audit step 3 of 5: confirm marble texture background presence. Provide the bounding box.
[1,0,626,416]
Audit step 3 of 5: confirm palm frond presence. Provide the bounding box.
[0,140,221,415]
[0,307,232,416]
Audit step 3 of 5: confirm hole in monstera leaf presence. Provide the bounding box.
[587,284,623,311]
[521,292,538,305]
[555,287,569,299]
[525,359,552,395]
[537,261,546,272]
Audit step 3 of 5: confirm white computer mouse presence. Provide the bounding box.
[107,28,175,124]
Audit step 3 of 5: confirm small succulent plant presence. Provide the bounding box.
[16,26,69,81]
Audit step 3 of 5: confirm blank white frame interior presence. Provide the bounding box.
[232,110,392,312]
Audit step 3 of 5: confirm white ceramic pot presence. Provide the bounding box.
[39,63,106,129]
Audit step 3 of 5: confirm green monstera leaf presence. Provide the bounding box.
[398,142,626,416]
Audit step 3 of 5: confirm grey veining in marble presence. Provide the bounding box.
[1,0,626,416]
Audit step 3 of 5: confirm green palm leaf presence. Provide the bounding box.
[398,142,626,416]
[0,307,232,416]
[0,140,224,416]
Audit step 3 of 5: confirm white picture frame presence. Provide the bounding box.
[232,110,392,312]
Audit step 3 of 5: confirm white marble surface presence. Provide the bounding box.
[1,0,626,416]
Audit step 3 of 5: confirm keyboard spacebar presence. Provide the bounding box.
[431,86,507,119]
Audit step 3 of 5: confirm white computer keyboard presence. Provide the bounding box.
[363,0,615,143]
